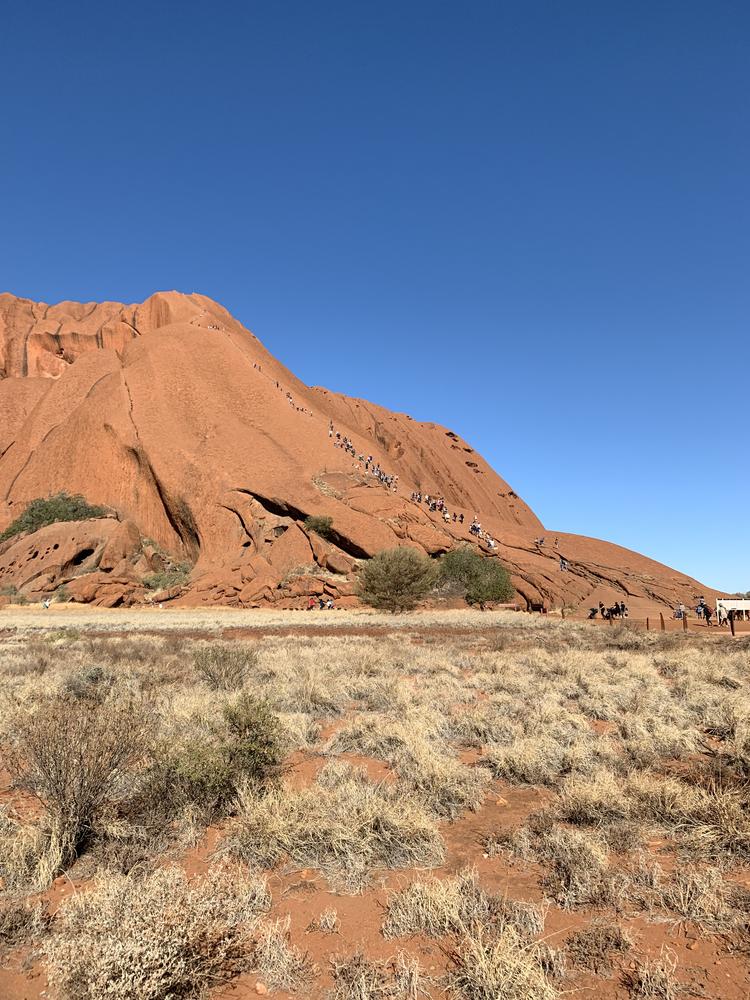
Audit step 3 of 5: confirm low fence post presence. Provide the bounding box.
[683,613,688,633]
[730,613,736,637]
[646,617,649,631]
[660,612,665,631]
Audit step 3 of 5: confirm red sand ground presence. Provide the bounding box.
[1,619,748,1000]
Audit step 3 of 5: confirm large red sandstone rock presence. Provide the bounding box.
[99,520,141,571]
[0,518,121,595]
[266,523,314,574]
[66,572,144,607]
[0,291,726,613]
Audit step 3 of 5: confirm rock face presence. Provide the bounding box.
[0,291,723,612]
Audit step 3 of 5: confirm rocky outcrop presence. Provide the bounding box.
[0,518,147,606]
[0,290,725,613]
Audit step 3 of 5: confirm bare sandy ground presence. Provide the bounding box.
[0,605,541,634]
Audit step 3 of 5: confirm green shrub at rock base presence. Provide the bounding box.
[357,547,437,614]
[143,564,191,591]
[440,546,514,609]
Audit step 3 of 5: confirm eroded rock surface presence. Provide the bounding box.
[0,291,723,612]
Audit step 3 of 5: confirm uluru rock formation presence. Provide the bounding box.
[0,291,721,612]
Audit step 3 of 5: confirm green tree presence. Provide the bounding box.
[440,546,514,610]
[357,547,437,613]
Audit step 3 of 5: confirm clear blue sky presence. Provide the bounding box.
[2,2,747,591]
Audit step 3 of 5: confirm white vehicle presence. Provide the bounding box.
[716,599,750,621]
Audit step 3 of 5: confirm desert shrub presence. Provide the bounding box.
[148,693,282,817]
[230,761,444,892]
[4,697,151,880]
[383,868,544,941]
[0,584,28,604]
[0,492,107,542]
[0,896,50,949]
[566,921,632,973]
[440,546,483,588]
[465,561,514,608]
[447,925,558,1000]
[54,583,71,603]
[223,693,284,784]
[441,547,514,608]
[304,514,334,539]
[143,563,191,591]
[148,739,237,817]
[357,547,437,613]
[62,664,115,702]
[44,865,270,1000]
[194,641,257,690]
[329,951,430,1000]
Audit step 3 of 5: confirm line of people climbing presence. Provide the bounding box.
[468,517,497,550]
[328,424,399,492]
[249,359,315,416]
[408,492,498,550]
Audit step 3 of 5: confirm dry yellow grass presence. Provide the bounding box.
[0,614,748,999]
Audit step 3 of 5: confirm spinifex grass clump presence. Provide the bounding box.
[193,641,258,690]
[383,868,544,941]
[44,865,271,1000]
[230,761,444,892]
[447,925,559,1000]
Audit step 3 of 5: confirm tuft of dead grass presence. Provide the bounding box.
[193,641,257,690]
[253,916,315,991]
[229,762,445,892]
[447,925,558,1000]
[328,950,431,1000]
[383,868,544,941]
[622,950,679,1000]
[565,920,632,973]
[0,896,50,950]
[308,908,340,934]
[43,864,271,1000]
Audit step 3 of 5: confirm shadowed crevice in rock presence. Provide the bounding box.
[232,488,371,561]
